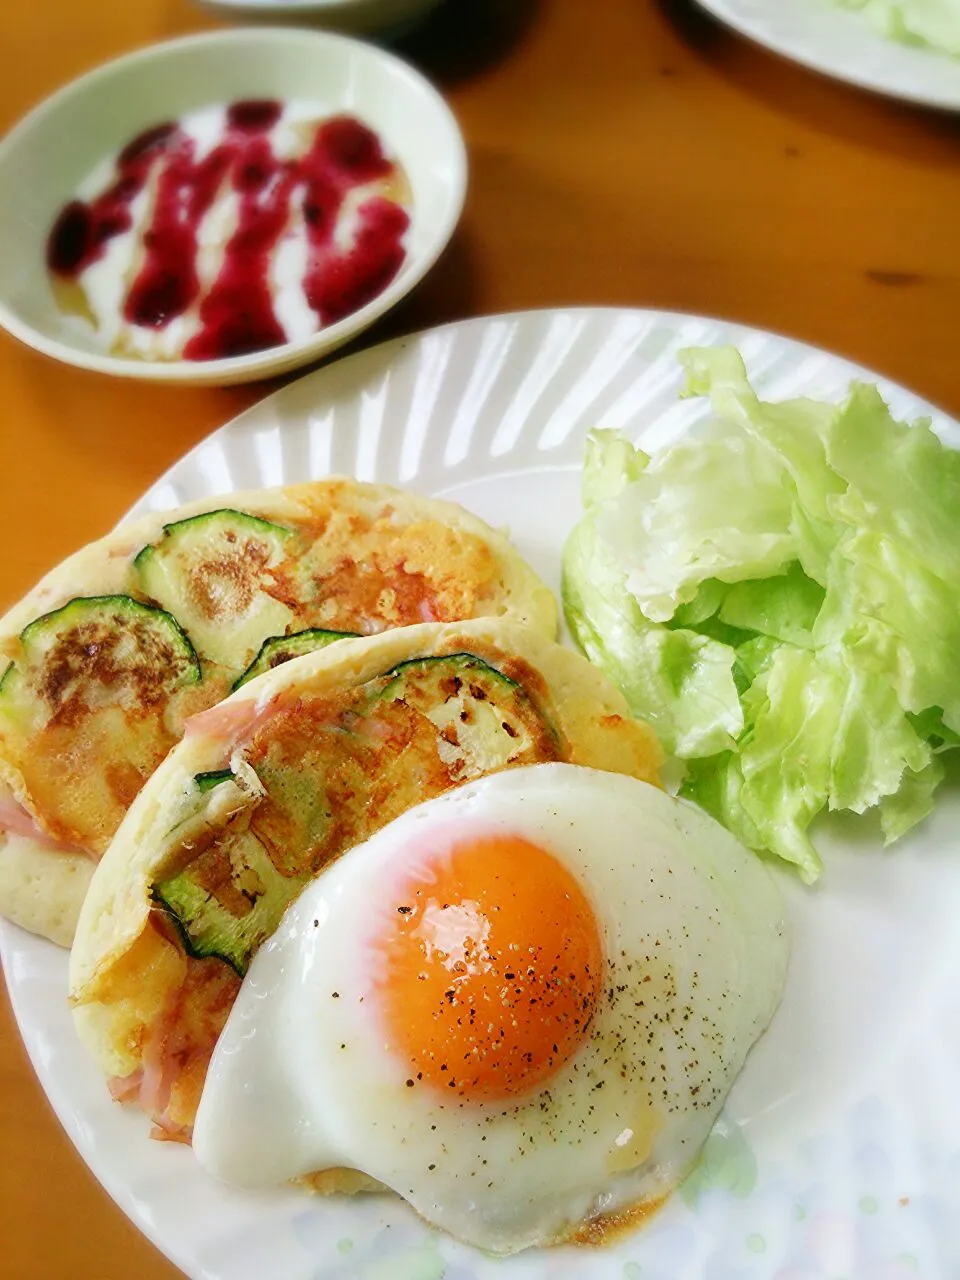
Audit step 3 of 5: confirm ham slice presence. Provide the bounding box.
[131,996,194,1141]
[110,1067,190,1147]
[149,1117,193,1144]
[0,796,88,856]
[108,1071,143,1104]
[138,1003,173,1119]
[183,696,276,746]
[105,989,195,1143]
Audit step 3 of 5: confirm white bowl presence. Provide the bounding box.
[0,28,467,385]
[192,0,444,37]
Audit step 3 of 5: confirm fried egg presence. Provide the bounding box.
[192,763,788,1255]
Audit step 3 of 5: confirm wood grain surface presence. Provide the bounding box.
[1,1,958,1276]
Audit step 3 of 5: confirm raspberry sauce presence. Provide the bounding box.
[46,102,410,362]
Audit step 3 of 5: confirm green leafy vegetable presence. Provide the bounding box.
[562,454,743,761]
[562,347,960,881]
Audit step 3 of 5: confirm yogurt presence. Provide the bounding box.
[46,100,411,362]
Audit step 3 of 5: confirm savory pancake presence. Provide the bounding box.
[0,481,557,946]
[68,619,662,1141]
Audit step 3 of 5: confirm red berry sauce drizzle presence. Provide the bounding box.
[46,101,411,361]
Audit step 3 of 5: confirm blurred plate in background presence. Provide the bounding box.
[696,0,960,110]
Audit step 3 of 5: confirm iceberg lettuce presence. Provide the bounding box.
[562,347,960,880]
[562,445,743,761]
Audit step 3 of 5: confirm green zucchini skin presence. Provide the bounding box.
[378,651,520,698]
[22,594,199,668]
[134,510,295,671]
[1,594,202,704]
[232,628,356,690]
[152,651,556,975]
[194,769,234,793]
[132,509,293,573]
[153,829,297,977]
[0,595,205,855]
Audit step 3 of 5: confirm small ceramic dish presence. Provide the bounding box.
[192,0,444,38]
[0,28,466,386]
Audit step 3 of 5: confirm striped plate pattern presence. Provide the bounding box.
[3,308,959,1280]
[695,0,960,111]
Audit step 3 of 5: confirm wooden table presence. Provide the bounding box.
[1,0,958,1276]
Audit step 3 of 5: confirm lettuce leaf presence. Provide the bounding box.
[562,493,742,759]
[719,562,825,649]
[596,356,799,623]
[562,346,960,879]
[879,759,945,844]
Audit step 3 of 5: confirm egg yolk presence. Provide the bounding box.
[377,834,604,1102]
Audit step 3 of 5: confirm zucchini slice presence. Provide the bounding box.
[377,653,552,779]
[233,628,356,690]
[153,653,560,974]
[378,652,519,699]
[0,594,200,727]
[134,509,296,671]
[154,829,302,976]
[0,596,202,852]
[194,768,234,793]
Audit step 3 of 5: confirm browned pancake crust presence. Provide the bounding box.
[70,622,661,1106]
[0,482,556,945]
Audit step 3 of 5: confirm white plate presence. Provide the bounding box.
[0,29,466,385]
[3,308,960,1280]
[695,0,960,110]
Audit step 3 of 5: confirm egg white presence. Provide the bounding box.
[192,763,788,1255]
